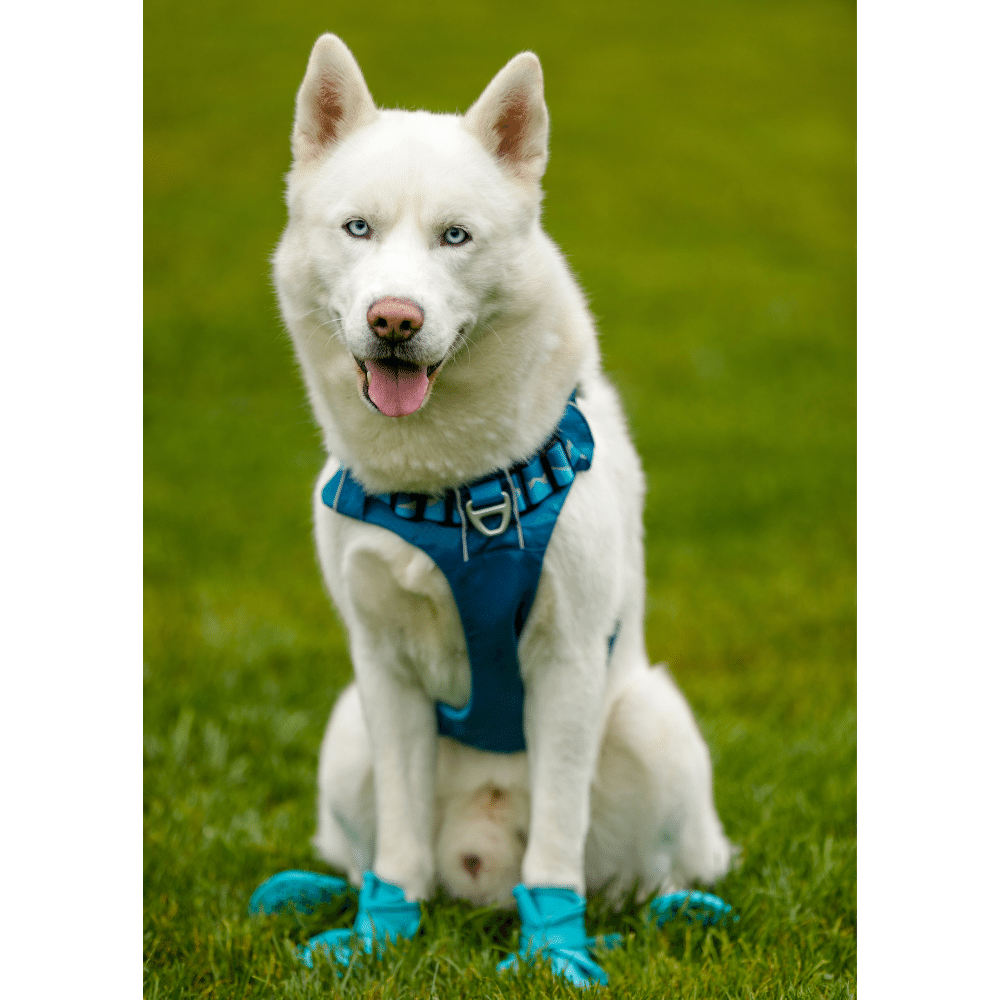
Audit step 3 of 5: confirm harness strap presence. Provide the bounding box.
[320,395,596,753]
[332,431,588,534]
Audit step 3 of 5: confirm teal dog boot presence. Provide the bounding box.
[248,870,352,915]
[497,884,616,988]
[649,889,735,927]
[298,870,421,970]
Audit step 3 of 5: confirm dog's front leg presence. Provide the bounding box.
[296,647,434,969]
[299,529,438,968]
[352,646,438,902]
[497,632,612,987]
[519,641,607,893]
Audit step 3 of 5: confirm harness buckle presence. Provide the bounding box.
[465,492,511,538]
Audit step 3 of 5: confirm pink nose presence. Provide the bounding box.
[367,297,424,340]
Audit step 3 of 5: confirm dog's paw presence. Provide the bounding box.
[297,928,357,969]
[248,870,353,915]
[497,884,611,988]
[649,890,735,928]
[498,945,609,989]
[296,870,421,972]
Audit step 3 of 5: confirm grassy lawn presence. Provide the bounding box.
[144,0,855,996]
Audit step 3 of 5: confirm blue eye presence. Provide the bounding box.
[443,226,471,246]
[345,219,370,238]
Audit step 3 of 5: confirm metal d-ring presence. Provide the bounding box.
[465,492,512,537]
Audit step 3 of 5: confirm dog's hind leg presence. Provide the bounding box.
[587,665,733,901]
[313,683,376,887]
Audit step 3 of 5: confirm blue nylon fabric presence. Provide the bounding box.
[298,870,421,970]
[496,884,615,988]
[321,397,595,753]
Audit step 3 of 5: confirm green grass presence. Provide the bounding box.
[144,0,855,995]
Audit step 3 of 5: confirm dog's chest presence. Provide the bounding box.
[340,529,473,708]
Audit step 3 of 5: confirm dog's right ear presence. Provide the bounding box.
[291,34,378,165]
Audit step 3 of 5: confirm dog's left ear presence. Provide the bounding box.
[464,53,549,186]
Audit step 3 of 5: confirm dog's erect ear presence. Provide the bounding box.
[464,53,549,185]
[291,34,379,164]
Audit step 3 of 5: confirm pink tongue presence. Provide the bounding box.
[365,361,430,417]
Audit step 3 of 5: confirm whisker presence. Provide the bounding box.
[483,322,506,352]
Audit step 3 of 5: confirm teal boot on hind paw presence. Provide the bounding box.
[297,870,421,970]
[649,889,736,928]
[248,870,353,915]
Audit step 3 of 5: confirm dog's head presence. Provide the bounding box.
[274,36,588,492]
[277,36,550,420]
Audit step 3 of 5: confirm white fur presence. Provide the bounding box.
[275,34,733,905]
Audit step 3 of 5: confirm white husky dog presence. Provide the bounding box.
[273,34,732,920]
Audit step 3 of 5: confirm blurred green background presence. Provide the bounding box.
[145,0,855,994]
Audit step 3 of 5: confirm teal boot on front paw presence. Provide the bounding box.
[497,884,620,988]
[297,870,421,970]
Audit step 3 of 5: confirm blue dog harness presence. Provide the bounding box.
[321,395,596,753]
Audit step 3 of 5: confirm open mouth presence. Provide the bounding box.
[356,357,443,417]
